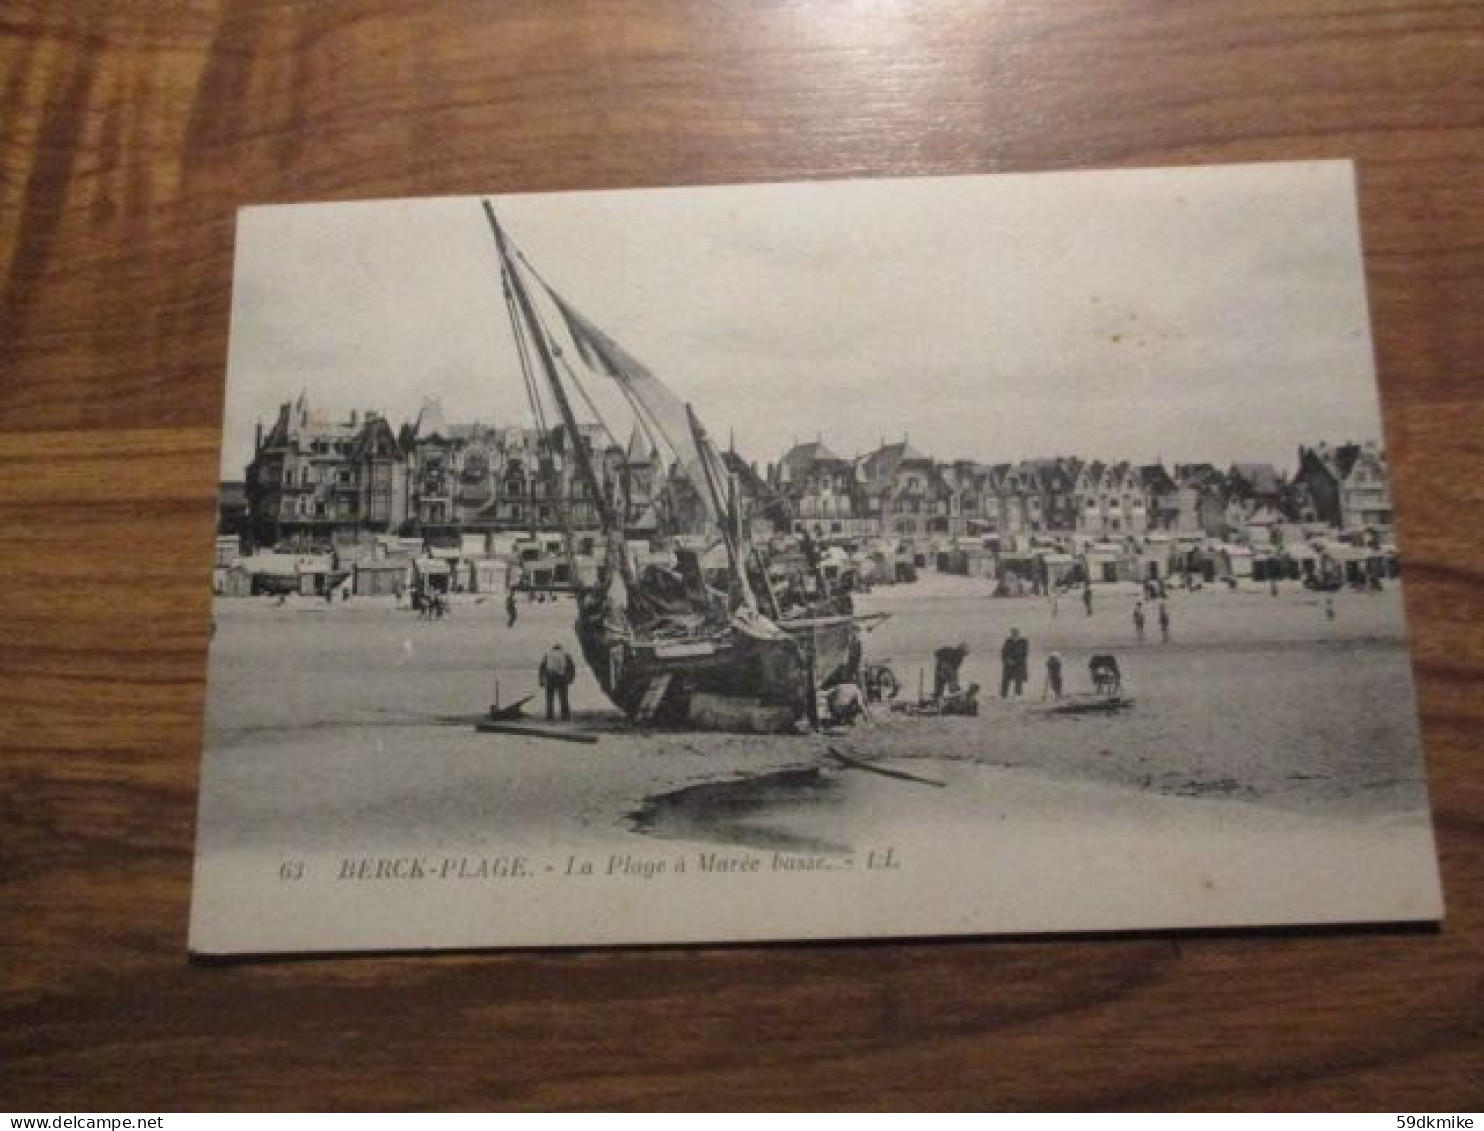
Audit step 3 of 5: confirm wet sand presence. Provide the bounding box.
[191,578,1442,952]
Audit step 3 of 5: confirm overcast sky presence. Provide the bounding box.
[221,161,1385,479]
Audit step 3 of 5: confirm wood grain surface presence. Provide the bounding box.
[3,0,1481,1111]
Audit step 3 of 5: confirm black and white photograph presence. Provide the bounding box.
[190,161,1442,955]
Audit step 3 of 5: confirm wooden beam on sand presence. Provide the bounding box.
[827,746,945,788]
[474,721,600,744]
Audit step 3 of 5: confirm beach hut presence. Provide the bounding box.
[1039,552,1077,590]
[1084,542,1132,585]
[470,558,505,595]
[220,561,254,597]
[414,556,452,593]
[1220,544,1254,580]
[241,553,301,595]
[354,557,411,597]
[292,554,336,596]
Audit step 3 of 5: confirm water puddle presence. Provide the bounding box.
[629,766,853,854]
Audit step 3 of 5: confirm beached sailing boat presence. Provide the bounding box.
[482,201,877,732]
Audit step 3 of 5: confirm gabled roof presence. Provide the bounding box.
[1230,462,1282,496]
[1174,462,1224,488]
[1139,464,1177,493]
[350,414,405,461]
[859,440,931,484]
[781,440,842,465]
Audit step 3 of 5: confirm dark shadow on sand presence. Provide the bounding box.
[629,766,852,855]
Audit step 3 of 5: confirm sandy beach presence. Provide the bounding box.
[191,576,1442,952]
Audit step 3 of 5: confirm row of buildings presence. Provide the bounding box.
[224,394,1394,551]
[230,394,752,551]
[771,440,1393,543]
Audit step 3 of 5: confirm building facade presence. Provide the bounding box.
[245,395,408,547]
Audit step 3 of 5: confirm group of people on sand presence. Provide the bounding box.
[1131,599,1171,643]
[410,588,449,620]
[927,622,1130,709]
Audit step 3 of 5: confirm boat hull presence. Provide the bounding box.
[574,606,811,730]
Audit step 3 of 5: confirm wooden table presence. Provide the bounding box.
[3,1,1481,1110]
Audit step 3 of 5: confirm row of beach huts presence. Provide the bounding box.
[213,524,1397,600]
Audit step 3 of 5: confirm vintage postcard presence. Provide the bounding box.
[191,161,1442,955]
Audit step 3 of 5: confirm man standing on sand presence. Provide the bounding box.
[538,643,577,722]
[1082,586,1093,616]
[933,642,970,702]
[505,590,518,628]
[1000,627,1030,698]
[1133,601,1146,642]
[1158,601,1171,642]
[1044,651,1064,700]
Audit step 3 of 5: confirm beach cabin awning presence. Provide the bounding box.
[415,558,451,576]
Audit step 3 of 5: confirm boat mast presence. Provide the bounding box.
[686,404,756,613]
[483,202,623,586]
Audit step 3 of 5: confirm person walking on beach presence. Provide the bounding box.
[1158,600,1170,642]
[1133,601,1146,642]
[1082,585,1093,616]
[1000,627,1029,699]
[538,643,577,722]
[1044,651,1064,700]
[1325,596,1336,622]
[505,590,518,628]
[933,642,970,701]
